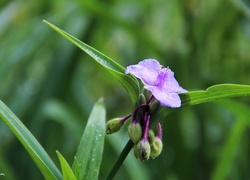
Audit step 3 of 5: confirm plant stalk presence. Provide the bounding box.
[106,139,134,180]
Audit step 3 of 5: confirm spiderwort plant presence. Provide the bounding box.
[106,59,187,160]
[2,21,249,180]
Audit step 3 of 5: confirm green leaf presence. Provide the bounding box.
[0,101,62,180]
[72,157,80,180]
[43,20,140,104]
[56,151,77,180]
[181,84,250,107]
[74,98,106,180]
[158,84,250,117]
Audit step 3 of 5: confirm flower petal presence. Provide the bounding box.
[145,85,182,108]
[125,59,161,85]
[126,59,187,108]
[163,69,187,93]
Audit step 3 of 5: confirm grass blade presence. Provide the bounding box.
[56,151,77,180]
[43,20,140,104]
[0,101,62,180]
[158,84,250,117]
[75,98,106,180]
[181,84,250,106]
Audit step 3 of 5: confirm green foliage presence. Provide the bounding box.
[56,151,76,180]
[158,84,250,117]
[43,20,140,105]
[1,0,250,180]
[0,98,106,180]
[0,101,62,180]
[74,98,106,180]
[185,84,250,105]
[182,84,250,106]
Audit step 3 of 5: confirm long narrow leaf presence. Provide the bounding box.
[0,101,62,180]
[74,98,106,180]
[181,84,250,106]
[158,84,250,117]
[43,20,140,104]
[72,157,80,180]
[56,151,77,180]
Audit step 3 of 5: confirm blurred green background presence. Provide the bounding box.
[1,0,250,179]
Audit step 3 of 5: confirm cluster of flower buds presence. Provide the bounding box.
[106,94,163,160]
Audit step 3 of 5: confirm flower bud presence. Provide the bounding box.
[139,93,146,105]
[106,118,123,134]
[149,100,160,115]
[134,139,151,161]
[150,137,163,158]
[128,121,142,143]
[144,89,152,102]
[150,122,163,158]
[148,129,155,145]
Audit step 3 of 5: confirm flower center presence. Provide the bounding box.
[157,69,168,88]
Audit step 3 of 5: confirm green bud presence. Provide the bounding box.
[128,122,142,143]
[149,100,160,115]
[139,93,146,105]
[150,137,163,158]
[148,129,155,145]
[144,89,152,102]
[134,139,151,161]
[106,118,123,134]
[128,121,142,144]
[133,145,139,159]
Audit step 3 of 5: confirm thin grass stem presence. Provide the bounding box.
[106,140,134,180]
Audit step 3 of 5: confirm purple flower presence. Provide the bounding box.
[125,59,187,108]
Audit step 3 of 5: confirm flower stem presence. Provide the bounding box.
[147,95,155,105]
[142,113,150,139]
[132,104,148,121]
[106,139,134,180]
[121,114,132,123]
[157,122,162,138]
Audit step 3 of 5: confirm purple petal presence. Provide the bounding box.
[163,69,187,93]
[145,85,182,108]
[138,59,161,69]
[125,59,161,85]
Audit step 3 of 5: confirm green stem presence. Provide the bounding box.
[106,139,134,180]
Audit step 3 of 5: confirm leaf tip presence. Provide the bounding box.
[55,150,60,156]
[42,20,52,27]
[98,97,104,103]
